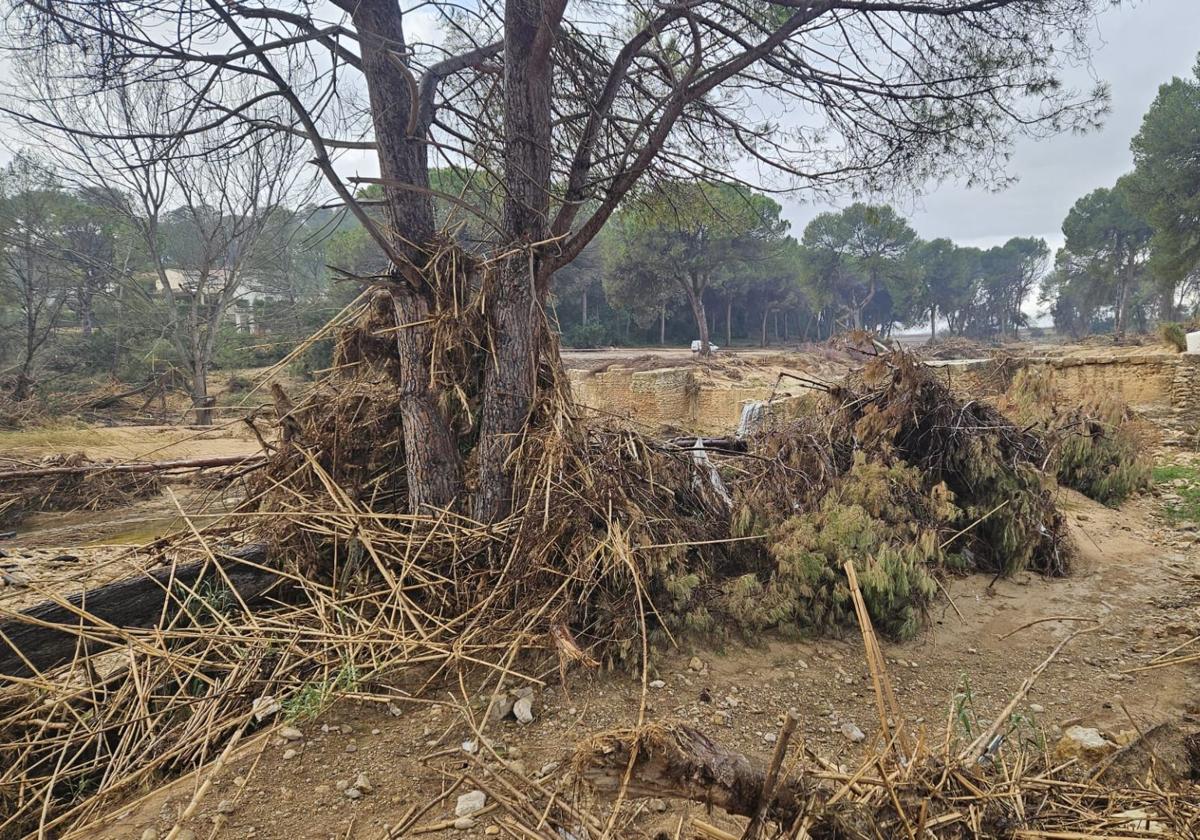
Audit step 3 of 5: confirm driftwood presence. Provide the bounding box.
[0,543,276,678]
[0,454,264,481]
[574,722,816,828]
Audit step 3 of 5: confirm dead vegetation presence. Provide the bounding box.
[0,452,163,528]
[0,310,1161,837]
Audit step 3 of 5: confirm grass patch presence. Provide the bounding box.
[1152,464,1200,525]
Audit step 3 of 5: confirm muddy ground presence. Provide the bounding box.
[2,345,1198,839]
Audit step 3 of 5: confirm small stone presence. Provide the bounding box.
[453,817,477,831]
[710,711,729,726]
[795,659,808,669]
[485,826,501,836]
[512,686,535,700]
[649,680,666,689]
[336,779,349,792]
[215,799,235,815]
[344,787,362,800]
[355,773,373,794]
[282,748,297,760]
[233,776,246,787]
[371,728,381,735]
[1055,726,1117,764]
[840,722,866,743]
[140,830,158,840]
[341,725,353,734]
[648,798,668,812]
[1029,704,1045,714]
[388,702,403,717]
[344,743,357,753]
[456,790,487,817]
[175,832,196,840]
[688,656,704,672]
[537,762,560,777]
[278,726,304,741]
[252,695,281,721]
[513,696,534,725]
[763,732,777,744]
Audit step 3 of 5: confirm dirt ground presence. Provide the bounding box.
[3,345,1199,839]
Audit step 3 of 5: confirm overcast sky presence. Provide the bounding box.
[778,0,1199,254]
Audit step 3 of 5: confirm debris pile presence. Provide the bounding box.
[0,452,162,527]
[0,320,1121,835]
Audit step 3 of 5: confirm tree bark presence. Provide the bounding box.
[0,543,276,678]
[473,0,562,522]
[353,0,462,513]
[581,286,588,325]
[930,305,937,341]
[725,297,732,348]
[660,303,666,345]
[760,306,771,347]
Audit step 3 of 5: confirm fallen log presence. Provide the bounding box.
[573,722,818,828]
[0,453,265,481]
[0,542,277,678]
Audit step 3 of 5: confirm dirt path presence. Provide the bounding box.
[64,485,1198,840]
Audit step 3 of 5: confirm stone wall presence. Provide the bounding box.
[570,352,1197,436]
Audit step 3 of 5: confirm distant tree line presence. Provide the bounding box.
[551,184,1053,352]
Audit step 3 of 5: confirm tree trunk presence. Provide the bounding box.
[684,281,710,356]
[354,0,461,513]
[581,286,588,325]
[1115,261,1132,343]
[930,305,937,341]
[659,304,666,345]
[760,306,771,347]
[474,0,561,523]
[725,297,732,348]
[0,544,275,678]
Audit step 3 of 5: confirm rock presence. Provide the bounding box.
[282,748,297,760]
[1029,704,1045,714]
[355,773,373,794]
[648,798,668,812]
[453,817,477,831]
[649,680,665,689]
[537,761,560,777]
[215,799,235,815]
[344,743,357,753]
[140,830,158,840]
[487,694,515,723]
[175,832,196,840]
[512,686,535,700]
[485,826,501,836]
[456,790,487,817]
[278,726,304,741]
[344,787,362,800]
[388,702,403,717]
[688,656,704,672]
[710,711,729,726]
[763,732,777,744]
[336,779,349,792]
[513,696,534,725]
[840,722,866,743]
[1055,726,1118,764]
[795,659,808,670]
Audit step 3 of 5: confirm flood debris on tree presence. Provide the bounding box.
[0,311,1149,836]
